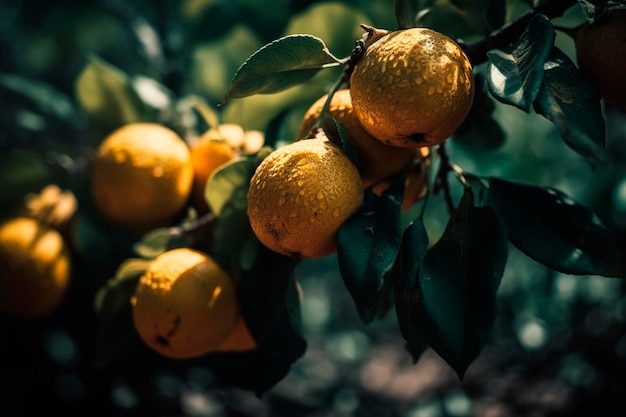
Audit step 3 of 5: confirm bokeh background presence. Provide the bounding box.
[1,0,626,416]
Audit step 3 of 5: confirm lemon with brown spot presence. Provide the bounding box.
[350,27,475,148]
[91,123,194,233]
[0,217,71,318]
[298,89,420,188]
[247,136,363,258]
[131,247,239,359]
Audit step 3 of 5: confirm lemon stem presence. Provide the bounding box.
[310,25,387,135]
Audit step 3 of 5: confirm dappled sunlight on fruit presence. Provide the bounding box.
[247,136,363,258]
[131,248,239,359]
[350,28,475,147]
[91,123,194,234]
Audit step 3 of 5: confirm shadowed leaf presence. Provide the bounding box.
[484,177,624,277]
[338,179,404,323]
[421,188,508,379]
[533,48,606,167]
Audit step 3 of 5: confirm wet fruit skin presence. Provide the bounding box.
[0,217,71,318]
[298,89,421,188]
[350,27,475,148]
[575,9,626,110]
[247,137,364,259]
[131,248,239,359]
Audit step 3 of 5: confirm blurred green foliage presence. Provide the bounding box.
[1,0,626,416]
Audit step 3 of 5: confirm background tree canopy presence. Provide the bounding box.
[1,0,626,416]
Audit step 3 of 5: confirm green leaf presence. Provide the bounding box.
[486,14,555,112]
[392,217,430,362]
[206,151,271,271]
[206,148,271,217]
[74,55,146,128]
[484,177,624,277]
[337,180,404,323]
[533,48,606,167]
[453,74,506,151]
[421,188,508,379]
[133,228,172,259]
[221,34,341,104]
[238,245,306,395]
[94,258,149,320]
[93,259,152,370]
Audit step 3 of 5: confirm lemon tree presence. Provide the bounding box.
[3,0,626,411]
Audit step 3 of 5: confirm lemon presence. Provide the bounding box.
[350,27,475,147]
[91,123,194,233]
[190,132,237,214]
[247,136,364,258]
[131,248,239,359]
[298,89,421,188]
[0,217,71,318]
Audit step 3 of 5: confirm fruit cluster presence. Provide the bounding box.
[1,26,475,361]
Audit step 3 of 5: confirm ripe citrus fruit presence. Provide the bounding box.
[350,27,475,148]
[371,147,430,211]
[0,217,71,318]
[247,136,364,258]
[190,132,237,214]
[298,89,421,188]
[215,316,257,352]
[131,248,239,359]
[91,123,194,233]
[575,9,626,110]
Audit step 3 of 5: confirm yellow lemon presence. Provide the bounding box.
[298,89,421,188]
[91,123,194,233]
[247,137,363,258]
[131,248,239,359]
[350,27,475,147]
[0,217,71,318]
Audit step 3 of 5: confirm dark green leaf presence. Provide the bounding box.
[93,259,152,371]
[207,150,270,271]
[421,188,508,379]
[239,245,306,364]
[454,74,506,150]
[484,177,624,277]
[337,180,404,323]
[221,35,341,104]
[486,14,555,112]
[392,217,430,362]
[332,118,363,171]
[533,48,606,167]
[93,258,149,320]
